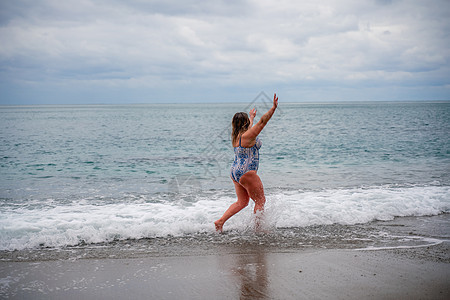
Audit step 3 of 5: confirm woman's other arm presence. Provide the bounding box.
[249,108,256,128]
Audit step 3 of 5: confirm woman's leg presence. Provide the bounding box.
[239,171,266,214]
[214,180,250,232]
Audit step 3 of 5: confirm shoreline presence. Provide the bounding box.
[2,214,449,262]
[1,214,449,299]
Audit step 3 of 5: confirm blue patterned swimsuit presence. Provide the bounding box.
[230,137,262,183]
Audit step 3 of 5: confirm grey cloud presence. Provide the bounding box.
[0,0,449,103]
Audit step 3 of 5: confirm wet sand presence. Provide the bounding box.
[1,244,449,300]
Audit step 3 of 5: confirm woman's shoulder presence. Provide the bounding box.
[239,135,260,148]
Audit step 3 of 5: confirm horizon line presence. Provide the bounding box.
[1,99,450,107]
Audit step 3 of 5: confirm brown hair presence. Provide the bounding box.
[231,112,250,145]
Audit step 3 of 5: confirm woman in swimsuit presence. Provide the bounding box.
[215,93,278,232]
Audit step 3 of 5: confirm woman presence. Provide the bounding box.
[215,93,278,232]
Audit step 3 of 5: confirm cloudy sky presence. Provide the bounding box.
[0,0,449,104]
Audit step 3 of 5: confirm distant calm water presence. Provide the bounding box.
[1,101,449,251]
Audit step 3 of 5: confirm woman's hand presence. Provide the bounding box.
[273,93,278,109]
[249,108,257,119]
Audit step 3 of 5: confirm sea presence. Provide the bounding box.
[1,100,449,260]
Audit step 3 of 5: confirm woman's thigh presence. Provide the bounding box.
[239,171,265,202]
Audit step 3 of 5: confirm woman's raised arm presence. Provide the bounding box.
[243,93,278,141]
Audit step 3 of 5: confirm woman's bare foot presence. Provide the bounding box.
[214,220,223,233]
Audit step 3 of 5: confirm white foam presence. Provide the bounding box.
[270,185,449,228]
[0,185,449,250]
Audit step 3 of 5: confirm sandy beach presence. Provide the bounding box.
[1,239,449,300]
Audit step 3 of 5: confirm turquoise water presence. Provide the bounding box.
[0,101,449,250]
[2,102,449,195]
